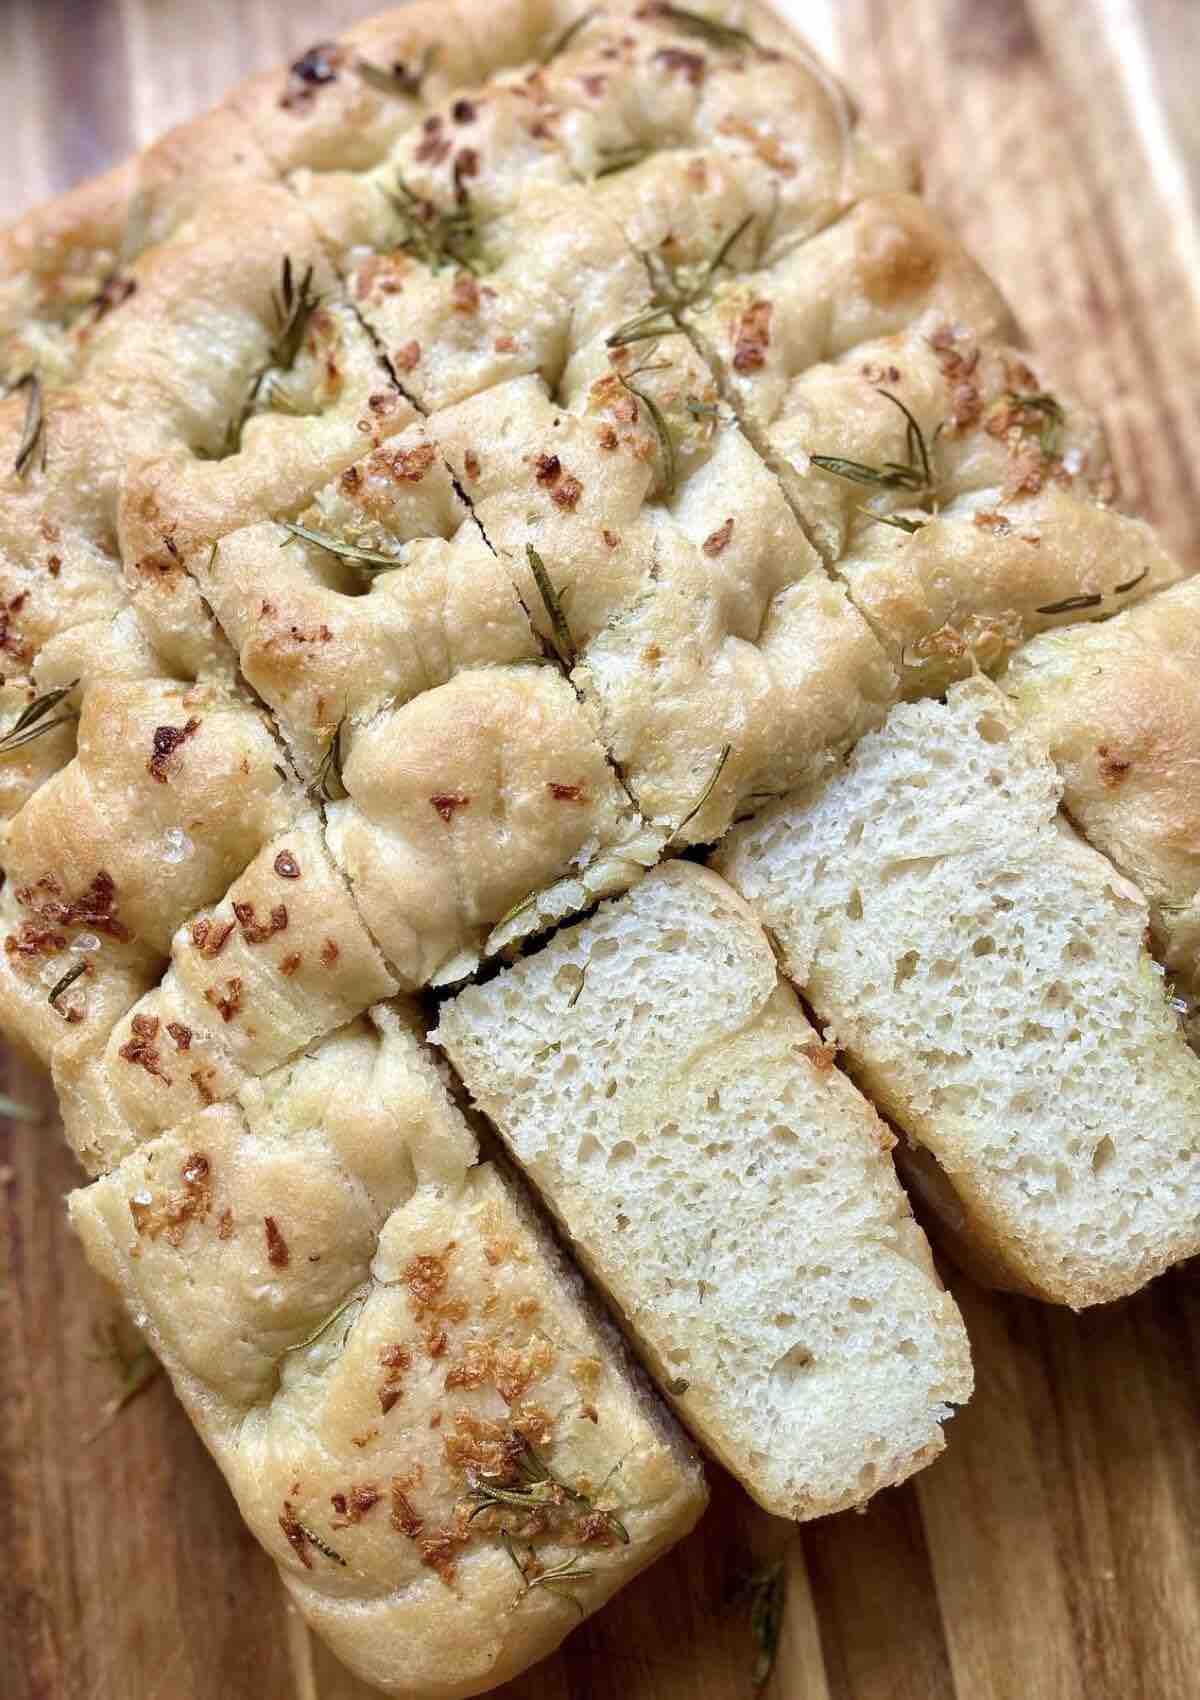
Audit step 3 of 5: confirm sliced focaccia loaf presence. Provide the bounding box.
[716,677,1200,1306]
[69,1003,706,1700]
[436,860,972,1518]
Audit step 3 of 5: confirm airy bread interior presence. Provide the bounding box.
[437,860,972,1517]
[716,677,1200,1306]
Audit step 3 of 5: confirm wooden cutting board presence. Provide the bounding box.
[4,3,1200,1697]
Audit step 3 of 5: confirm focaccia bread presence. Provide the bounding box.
[3,0,1198,1692]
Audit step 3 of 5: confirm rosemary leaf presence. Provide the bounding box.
[605,307,678,349]
[877,389,932,491]
[671,743,732,843]
[271,256,321,372]
[619,366,677,498]
[356,47,434,96]
[297,1522,347,1567]
[746,1561,787,1690]
[283,1289,367,1356]
[85,1322,161,1441]
[542,8,598,62]
[526,545,577,667]
[654,2,760,52]
[1005,389,1064,456]
[0,1094,38,1122]
[309,718,348,804]
[810,454,925,492]
[48,960,87,1006]
[870,512,928,535]
[1035,592,1103,616]
[0,681,78,754]
[12,373,44,478]
[1114,565,1150,596]
[594,145,651,178]
[702,210,756,284]
[281,520,404,569]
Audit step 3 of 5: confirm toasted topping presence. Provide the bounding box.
[233,901,288,944]
[732,300,772,372]
[204,977,243,1023]
[264,1216,290,1267]
[118,1013,171,1083]
[430,793,470,822]
[702,517,734,556]
[191,916,235,958]
[128,1152,212,1246]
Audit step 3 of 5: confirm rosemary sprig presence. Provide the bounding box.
[48,960,87,1006]
[1006,389,1064,456]
[671,743,732,843]
[310,718,348,803]
[501,1530,594,1615]
[12,373,44,478]
[85,1320,161,1441]
[356,47,434,96]
[460,1431,629,1544]
[618,358,677,498]
[271,256,321,372]
[542,8,598,62]
[606,214,756,349]
[812,387,938,540]
[0,682,78,755]
[653,2,760,52]
[526,545,577,667]
[385,178,484,274]
[280,519,404,570]
[216,257,323,458]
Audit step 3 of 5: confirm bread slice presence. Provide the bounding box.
[69,1002,706,1700]
[435,860,972,1519]
[716,677,1200,1306]
[1002,579,1200,1000]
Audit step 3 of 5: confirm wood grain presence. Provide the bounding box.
[3,3,1200,1697]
